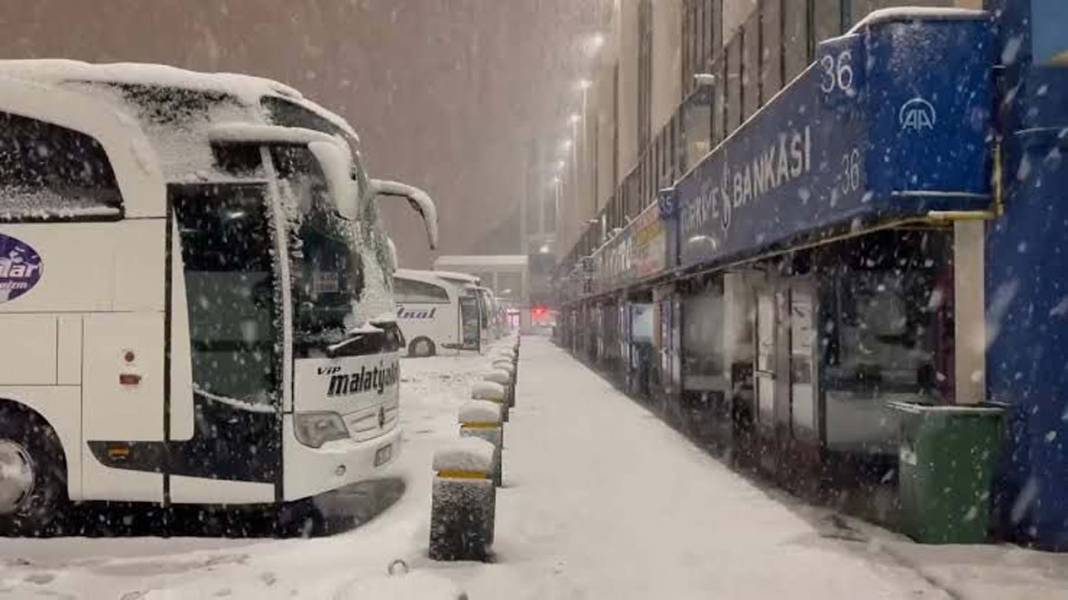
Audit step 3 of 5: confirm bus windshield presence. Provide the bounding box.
[269,144,364,354]
[477,289,493,329]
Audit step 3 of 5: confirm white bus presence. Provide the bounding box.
[477,286,506,340]
[392,269,481,357]
[433,271,494,345]
[0,63,438,534]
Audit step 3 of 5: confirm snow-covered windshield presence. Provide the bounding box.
[270,143,364,353]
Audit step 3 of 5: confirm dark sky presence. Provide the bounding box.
[0,0,608,267]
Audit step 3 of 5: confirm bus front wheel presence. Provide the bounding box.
[0,407,66,536]
[409,337,436,358]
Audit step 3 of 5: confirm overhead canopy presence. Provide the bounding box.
[671,10,994,271]
[578,11,996,300]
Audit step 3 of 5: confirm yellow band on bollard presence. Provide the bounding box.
[461,422,501,430]
[437,470,490,480]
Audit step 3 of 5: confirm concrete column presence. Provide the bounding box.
[954,220,986,404]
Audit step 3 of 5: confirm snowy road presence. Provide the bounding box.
[0,336,1066,599]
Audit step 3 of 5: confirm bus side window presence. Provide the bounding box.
[0,111,123,221]
[394,278,450,304]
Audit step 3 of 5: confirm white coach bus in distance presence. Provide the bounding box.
[0,63,438,534]
[393,269,481,357]
[477,286,505,340]
[433,271,491,347]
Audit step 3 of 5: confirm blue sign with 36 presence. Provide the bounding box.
[672,13,994,271]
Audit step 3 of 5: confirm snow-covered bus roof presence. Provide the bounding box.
[433,270,481,285]
[0,60,358,140]
[0,60,360,182]
[394,268,452,284]
[394,269,475,298]
[434,255,529,269]
[0,59,300,103]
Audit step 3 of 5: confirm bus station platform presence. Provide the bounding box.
[453,337,1068,600]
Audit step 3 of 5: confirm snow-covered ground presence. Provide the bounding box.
[1,336,1066,599]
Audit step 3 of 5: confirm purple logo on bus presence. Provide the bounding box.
[0,233,43,304]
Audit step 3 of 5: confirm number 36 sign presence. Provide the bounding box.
[819,39,866,107]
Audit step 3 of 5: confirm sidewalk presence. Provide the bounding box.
[454,337,1068,600]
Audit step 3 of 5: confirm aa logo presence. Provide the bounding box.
[899,98,936,132]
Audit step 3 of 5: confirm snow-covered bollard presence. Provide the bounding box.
[483,368,515,408]
[459,400,504,486]
[472,380,508,422]
[430,438,496,562]
[496,351,517,375]
[492,358,516,386]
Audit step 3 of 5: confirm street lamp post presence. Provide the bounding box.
[568,112,581,231]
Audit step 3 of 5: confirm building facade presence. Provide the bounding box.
[550,0,1068,550]
[555,0,983,261]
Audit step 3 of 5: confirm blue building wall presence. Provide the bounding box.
[986,0,1068,549]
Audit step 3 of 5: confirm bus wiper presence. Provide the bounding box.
[325,325,385,358]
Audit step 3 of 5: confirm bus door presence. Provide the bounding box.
[163,182,281,504]
[459,291,481,351]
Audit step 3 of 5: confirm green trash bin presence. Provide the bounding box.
[889,401,1005,544]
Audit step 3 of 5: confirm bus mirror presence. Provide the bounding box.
[386,236,399,273]
[369,179,440,250]
[308,140,358,220]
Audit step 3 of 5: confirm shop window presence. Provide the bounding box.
[826,272,935,392]
[820,232,952,399]
[631,303,655,343]
[682,282,726,389]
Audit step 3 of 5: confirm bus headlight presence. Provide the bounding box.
[294,412,350,448]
